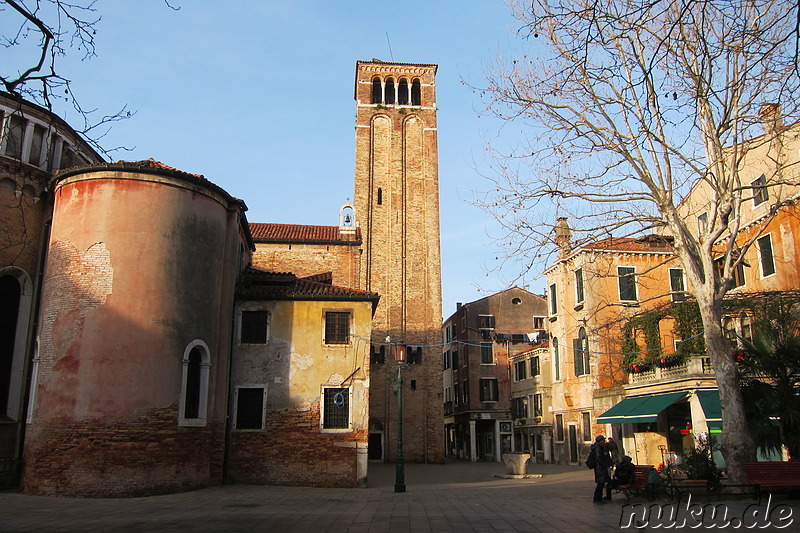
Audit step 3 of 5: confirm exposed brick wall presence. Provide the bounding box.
[353,62,444,464]
[23,406,225,497]
[228,402,365,488]
[251,243,361,289]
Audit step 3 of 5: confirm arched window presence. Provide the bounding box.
[411,79,422,106]
[371,77,382,104]
[184,348,202,418]
[552,337,560,381]
[398,79,409,105]
[0,275,21,415]
[574,327,590,376]
[385,78,396,105]
[180,340,210,426]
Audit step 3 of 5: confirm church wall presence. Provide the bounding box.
[23,168,244,496]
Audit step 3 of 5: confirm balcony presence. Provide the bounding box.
[627,354,715,385]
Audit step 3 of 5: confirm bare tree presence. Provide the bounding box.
[1,0,136,156]
[479,0,800,484]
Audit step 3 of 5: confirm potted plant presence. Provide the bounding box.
[682,434,722,490]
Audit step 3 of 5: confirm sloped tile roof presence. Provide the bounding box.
[581,235,674,253]
[249,223,362,244]
[237,267,379,309]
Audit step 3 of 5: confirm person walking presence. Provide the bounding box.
[590,435,612,504]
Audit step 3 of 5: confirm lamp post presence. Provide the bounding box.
[394,362,405,493]
[387,336,406,493]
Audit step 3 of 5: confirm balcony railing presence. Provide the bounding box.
[628,354,714,384]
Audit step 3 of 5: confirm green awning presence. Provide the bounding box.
[697,389,722,430]
[597,391,689,424]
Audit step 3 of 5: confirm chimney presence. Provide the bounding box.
[760,103,783,137]
[554,217,572,258]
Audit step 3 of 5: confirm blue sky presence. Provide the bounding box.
[13,1,549,316]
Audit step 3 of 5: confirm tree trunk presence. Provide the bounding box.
[696,296,757,485]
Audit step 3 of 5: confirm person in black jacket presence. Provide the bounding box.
[591,435,612,503]
[606,455,635,500]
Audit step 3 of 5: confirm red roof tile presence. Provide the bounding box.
[114,158,204,179]
[581,235,674,253]
[249,223,361,244]
[237,267,379,307]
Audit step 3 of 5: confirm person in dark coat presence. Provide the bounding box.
[591,435,612,503]
[606,455,635,500]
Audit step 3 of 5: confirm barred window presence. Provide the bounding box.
[323,387,350,429]
[325,311,351,344]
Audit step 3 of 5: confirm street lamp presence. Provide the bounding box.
[388,336,406,493]
[395,362,406,493]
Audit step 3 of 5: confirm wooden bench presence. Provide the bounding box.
[612,464,652,501]
[744,461,800,503]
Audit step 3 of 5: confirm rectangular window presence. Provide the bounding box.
[454,383,460,405]
[462,380,468,404]
[618,266,638,302]
[479,378,498,402]
[533,393,543,417]
[3,114,25,160]
[324,311,351,344]
[698,212,708,233]
[531,355,540,377]
[573,338,584,376]
[669,268,686,302]
[511,397,524,419]
[752,174,769,206]
[582,412,592,442]
[575,268,584,304]
[716,257,746,288]
[322,387,350,430]
[234,387,265,430]
[549,283,558,315]
[240,310,269,344]
[478,314,496,329]
[28,123,47,166]
[555,414,564,441]
[480,342,493,364]
[533,316,545,329]
[757,234,776,277]
[443,350,450,370]
[452,349,459,368]
[514,360,527,381]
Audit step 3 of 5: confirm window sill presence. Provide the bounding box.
[179,418,207,428]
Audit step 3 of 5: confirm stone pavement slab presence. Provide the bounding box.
[2,461,797,531]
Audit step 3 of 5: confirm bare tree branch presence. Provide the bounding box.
[480,0,800,485]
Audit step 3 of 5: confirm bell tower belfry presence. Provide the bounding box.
[353,60,443,464]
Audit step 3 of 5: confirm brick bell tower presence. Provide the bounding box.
[353,60,444,464]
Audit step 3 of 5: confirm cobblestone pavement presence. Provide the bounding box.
[2,461,797,531]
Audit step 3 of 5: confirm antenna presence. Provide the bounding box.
[385,32,394,62]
